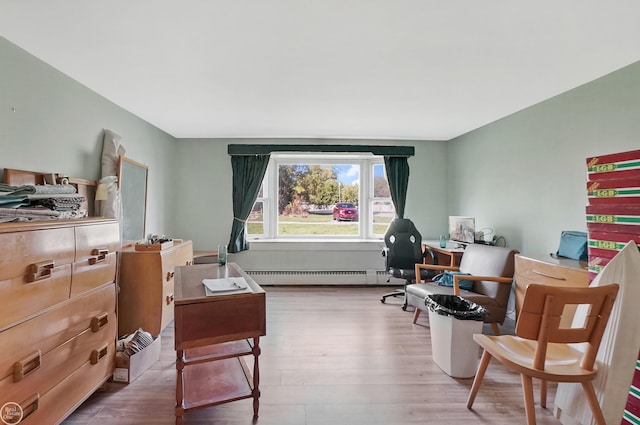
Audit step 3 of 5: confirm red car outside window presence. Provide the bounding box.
[332,203,359,221]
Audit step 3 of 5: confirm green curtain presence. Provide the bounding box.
[227,154,271,253]
[384,156,409,219]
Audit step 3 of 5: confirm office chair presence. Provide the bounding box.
[467,283,619,425]
[380,218,437,310]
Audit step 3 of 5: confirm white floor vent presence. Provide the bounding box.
[246,270,395,285]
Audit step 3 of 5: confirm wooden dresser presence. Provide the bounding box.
[514,254,589,327]
[118,240,194,337]
[0,218,119,424]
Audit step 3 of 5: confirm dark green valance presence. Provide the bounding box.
[227,144,414,157]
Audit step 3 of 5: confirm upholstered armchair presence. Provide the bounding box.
[406,244,518,335]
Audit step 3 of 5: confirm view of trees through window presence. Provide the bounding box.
[247,158,395,238]
[279,165,358,214]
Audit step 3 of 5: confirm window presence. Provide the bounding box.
[246,153,395,239]
[247,181,266,238]
[371,163,395,236]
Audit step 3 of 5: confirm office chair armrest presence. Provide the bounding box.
[452,275,514,296]
[414,263,459,283]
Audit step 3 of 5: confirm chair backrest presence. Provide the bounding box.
[458,244,518,304]
[516,283,619,371]
[384,218,423,270]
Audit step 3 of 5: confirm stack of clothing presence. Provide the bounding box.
[0,183,87,222]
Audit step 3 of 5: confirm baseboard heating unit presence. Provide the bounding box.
[246,270,398,285]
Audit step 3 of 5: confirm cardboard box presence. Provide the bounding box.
[587,149,640,180]
[587,255,613,276]
[588,231,640,258]
[113,336,161,384]
[586,205,640,233]
[134,241,174,251]
[587,178,640,205]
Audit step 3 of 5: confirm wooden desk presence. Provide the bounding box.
[173,263,266,424]
[514,254,588,327]
[423,242,465,267]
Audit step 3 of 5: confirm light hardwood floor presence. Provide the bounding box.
[64,286,563,425]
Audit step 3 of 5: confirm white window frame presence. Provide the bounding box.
[247,153,390,240]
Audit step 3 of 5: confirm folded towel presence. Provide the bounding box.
[0,183,77,196]
[0,207,87,221]
[30,196,85,211]
[0,195,29,208]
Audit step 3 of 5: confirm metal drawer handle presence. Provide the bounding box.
[90,344,109,365]
[166,271,175,281]
[91,312,109,332]
[20,393,40,421]
[532,270,566,281]
[89,248,109,265]
[26,260,54,283]
[166,293,174,305]
[13,350,42,383]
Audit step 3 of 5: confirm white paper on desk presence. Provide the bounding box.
[202,277,251,295]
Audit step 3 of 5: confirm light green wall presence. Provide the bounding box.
[4,32,639,267]
[0,36,178,237]
[449,60,640,257]
[173,138,449,271]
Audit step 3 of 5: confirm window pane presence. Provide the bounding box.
[247,201,264,236]
[373,164,390,197]
[277,163,359,236]
[371,163,395,237]
[372,200,395,235]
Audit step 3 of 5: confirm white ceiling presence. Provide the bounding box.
[1,1,640,141]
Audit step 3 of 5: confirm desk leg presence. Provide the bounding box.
[252,337,261,419]
[175,349,185,425]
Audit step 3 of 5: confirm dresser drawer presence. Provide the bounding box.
[162,280,175,332]
[514,255,588,327]
[515,255,587,284]
[0,264,72,331]
[74,222,120,259]
[0,284,116,382]
[71,251,117,297]
[11,343,114,425]
[0,227,75,282]
[172,240,194,267]
[70,223,119,297]
[0,310,115,406]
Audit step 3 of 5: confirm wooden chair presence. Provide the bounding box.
[466,283,620,425]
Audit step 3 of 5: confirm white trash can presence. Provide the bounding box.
[426,295,487,378]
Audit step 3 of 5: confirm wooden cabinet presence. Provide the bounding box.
[514,254,588,327]
[118,240,194,337]
[0,218,119,424]
[173,263,266,424]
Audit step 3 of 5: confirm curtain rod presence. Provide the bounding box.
[227,144,414,157]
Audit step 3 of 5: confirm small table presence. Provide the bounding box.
[173,263,266,424]
[423,242,465,267]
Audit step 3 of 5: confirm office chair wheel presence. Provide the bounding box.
[380,297,386,303]
[401,304,407,311]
